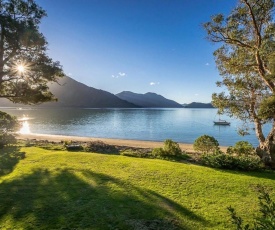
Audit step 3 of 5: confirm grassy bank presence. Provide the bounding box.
[0,146,274,229]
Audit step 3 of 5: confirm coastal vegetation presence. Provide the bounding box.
[204,0,275,166]
[0,144,274,229]
[24,137,271,172]
[193,136,264,171]
[200,151,264,171]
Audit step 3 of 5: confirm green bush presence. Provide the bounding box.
[227,141,255,156]
[152,139,182,157]
[193,135,220,153]
[152,147,167,157]
[200,151,264,171]
[151,139,189,161]
[163,139,182,156]
[228,185,275,229]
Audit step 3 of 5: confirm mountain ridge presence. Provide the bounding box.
[116,91,183,108]
[184,102,214,108]
[0,76,138,108]
[0,76,214,108]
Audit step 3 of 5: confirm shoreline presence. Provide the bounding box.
[16,133,228,152]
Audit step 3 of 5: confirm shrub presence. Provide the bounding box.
[151,139,190,161]
[163,139,182,156]
[66,144,83,151]
[63,140,72,146]
[152,139,182,157]
[120,149,152,158]
[200,151,264,171]
[84,141,118,154]
[152,147,167,157]
[228,185,275,230]
[193,135,220,153]
[227,141,255,156]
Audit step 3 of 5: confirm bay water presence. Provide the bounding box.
[0,107,269,146]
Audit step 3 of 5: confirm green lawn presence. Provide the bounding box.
[0,146,274,229]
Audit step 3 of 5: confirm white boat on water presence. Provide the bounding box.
[213,119,230,125]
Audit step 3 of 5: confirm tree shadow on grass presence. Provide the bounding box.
[0,146,25,176]
[0,169,208,230]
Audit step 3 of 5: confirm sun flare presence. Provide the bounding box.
[19,121,30,134]
[10,61,31,76]
[17,64,25,73]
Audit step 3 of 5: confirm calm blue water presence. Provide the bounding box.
[0,107,270,146]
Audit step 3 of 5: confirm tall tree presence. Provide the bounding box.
[0,0,64,147]
[0,0,64,104]
[204,0,275,166]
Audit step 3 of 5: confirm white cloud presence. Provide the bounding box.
[112,72,127,78]
[205,63,209,66]
[150,82,160,86]
[118,72,126,77]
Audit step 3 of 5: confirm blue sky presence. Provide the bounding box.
[36,0,236,103]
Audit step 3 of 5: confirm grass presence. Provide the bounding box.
[0,146,274,229]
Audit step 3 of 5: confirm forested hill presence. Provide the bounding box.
[0,76,138,108]
[184,102,214,108]
[116,91,183,108]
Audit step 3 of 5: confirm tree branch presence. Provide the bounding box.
[209,29,253,49]
[243,0,262,47]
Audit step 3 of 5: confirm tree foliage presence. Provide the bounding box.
[0,0,64,105]
[0,111,18,148]
[204,0,275,165]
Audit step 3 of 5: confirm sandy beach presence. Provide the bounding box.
[16,133,228,152]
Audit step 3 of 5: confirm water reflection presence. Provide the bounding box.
[19,121,30,134]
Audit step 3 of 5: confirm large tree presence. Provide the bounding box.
[0,0,64,146]
[204,0,275,166]
[0,0,64,104]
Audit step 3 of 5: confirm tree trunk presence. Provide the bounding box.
[254,119,275,167]
[256,124,275,168]
[256,142,275,168]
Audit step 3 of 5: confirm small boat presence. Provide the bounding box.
[213,119,230,125]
